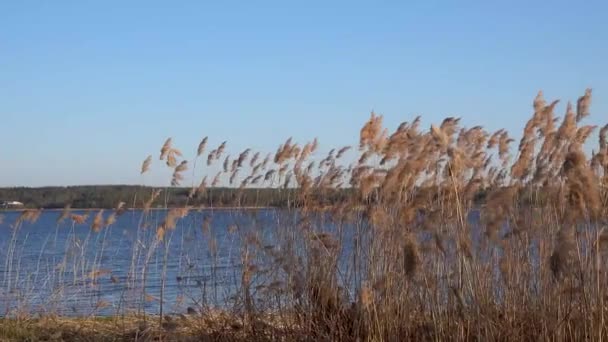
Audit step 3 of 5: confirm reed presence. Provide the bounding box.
[1,90,607,341]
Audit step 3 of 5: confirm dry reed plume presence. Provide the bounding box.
[2,90,608,341]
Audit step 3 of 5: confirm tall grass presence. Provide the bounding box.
[1,90,608,341]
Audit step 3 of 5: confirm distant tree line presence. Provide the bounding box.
[0,185,552,210]
[0,185,353,209]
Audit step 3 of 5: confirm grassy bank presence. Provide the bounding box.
[1,309,605,341]
[0,314,286,342]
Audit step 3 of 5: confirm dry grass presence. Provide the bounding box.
[2,90,608,341]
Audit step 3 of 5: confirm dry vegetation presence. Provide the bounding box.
[2,90,608,341]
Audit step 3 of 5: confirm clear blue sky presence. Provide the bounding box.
[1,1,607,186]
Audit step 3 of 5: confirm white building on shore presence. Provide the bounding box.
[0,201,24,209]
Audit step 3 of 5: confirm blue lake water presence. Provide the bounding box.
[0,209,355,317]
[0,207,522,318]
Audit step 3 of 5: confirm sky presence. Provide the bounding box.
[1,1,607,187]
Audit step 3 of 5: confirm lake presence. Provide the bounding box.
[0,207,507,318]
[0,208,356,317]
